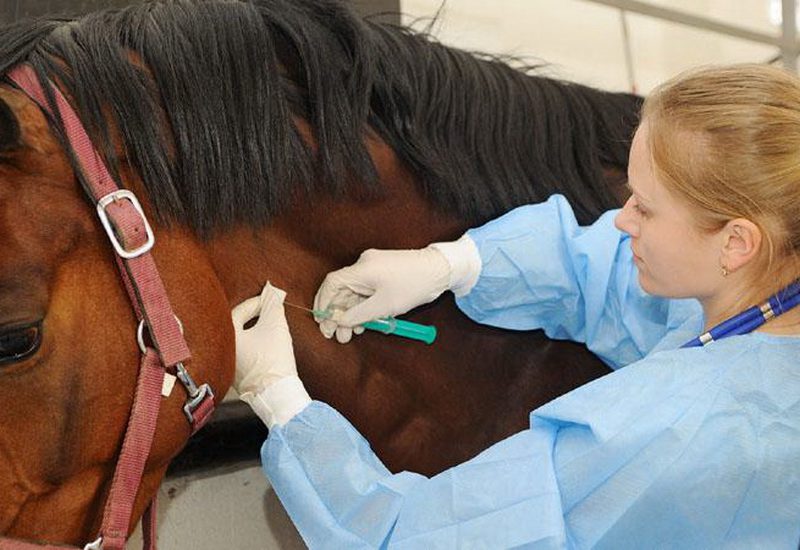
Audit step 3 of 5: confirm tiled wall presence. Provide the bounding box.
[0,0,399,24]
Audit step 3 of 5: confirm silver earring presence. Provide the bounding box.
[721,266,729,277]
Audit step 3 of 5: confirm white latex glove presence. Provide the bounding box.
[231,282,311,428]
[313,235,482,344]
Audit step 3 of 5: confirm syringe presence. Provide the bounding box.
[284,301,437,345]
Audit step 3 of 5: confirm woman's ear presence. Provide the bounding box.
[720,218,762,273]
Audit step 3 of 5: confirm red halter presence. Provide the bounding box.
[0,65,216,550]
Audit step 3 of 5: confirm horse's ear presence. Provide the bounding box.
[0,97,20,152]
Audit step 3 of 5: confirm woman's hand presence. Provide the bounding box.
[313,236,482,344]
[313,247,453,343]
[231,283,310,427]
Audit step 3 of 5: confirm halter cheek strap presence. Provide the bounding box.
[0,65,216,550]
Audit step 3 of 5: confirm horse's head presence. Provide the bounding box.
[0,83,234,544]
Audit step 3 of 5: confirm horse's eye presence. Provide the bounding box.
[0,321,42,364]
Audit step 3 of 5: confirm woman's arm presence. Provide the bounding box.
[233,286,568,548]
[234,288,797,549]
[263,401,566,549]
[262,341,799,549]
[458,194,698,367]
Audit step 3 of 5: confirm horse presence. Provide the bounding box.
[0,0,641,546]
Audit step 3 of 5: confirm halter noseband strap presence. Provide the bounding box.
[1,65,216,550]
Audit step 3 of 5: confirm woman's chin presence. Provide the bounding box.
[637,270,656,295]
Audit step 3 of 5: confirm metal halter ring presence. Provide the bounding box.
[137,316,184,354]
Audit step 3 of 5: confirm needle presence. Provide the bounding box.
[284,301,332,319]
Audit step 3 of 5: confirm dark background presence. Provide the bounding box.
[0,0,400,25]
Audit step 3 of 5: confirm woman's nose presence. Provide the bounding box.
[614,197,638,237]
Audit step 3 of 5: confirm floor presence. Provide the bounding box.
[128,462,306,550]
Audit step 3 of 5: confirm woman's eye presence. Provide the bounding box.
[0,321,42,364]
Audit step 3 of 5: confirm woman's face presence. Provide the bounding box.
[614,123,724,300]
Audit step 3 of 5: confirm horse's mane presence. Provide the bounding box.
[0,0,641,234]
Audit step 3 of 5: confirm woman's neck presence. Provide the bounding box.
[755,306,800,335]
[701,280,800,337]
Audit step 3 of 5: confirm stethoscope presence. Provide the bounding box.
[682,279,800,348]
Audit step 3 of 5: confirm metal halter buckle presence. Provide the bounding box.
[176,362,214,423]
[136,318,212,424]
[84,537,103,550]
[96,189,155,259]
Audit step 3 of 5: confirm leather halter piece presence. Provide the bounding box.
[0,65,216,550]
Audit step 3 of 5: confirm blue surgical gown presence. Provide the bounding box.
[261,195,800,549]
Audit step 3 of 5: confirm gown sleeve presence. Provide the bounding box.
[456,194,699,368]
[262,335,800,549]
[263,400,568,549]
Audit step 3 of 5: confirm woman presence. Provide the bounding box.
[231,64,800,548]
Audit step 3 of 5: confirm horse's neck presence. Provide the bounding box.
[204,144,464,306]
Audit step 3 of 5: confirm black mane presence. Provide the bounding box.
[0,0,641,234]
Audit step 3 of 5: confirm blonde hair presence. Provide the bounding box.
[642,63,800,293]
